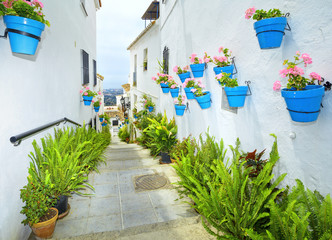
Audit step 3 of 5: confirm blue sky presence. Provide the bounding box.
[97,0,153,89]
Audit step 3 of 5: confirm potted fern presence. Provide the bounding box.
[0,0,50,55]
[245,7,289,49]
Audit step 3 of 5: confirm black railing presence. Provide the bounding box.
[10,117,81,146]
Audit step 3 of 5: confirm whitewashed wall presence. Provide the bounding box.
[131,0,332,196]
[0,1,100,239]
[128,21,161,113]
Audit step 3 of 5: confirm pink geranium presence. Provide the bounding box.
[80,90,83,93]
[152,76,157,81]
[84,92,88,96]
[245,7,256,19]
[170,84,177,89]
[300,53,312,67]
[273,81,281,91]
[173,66,178,73]
[309,72,322,81]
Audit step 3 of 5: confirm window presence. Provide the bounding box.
[133,54,137,87]
[82,50,89,84]
[143,48,148,71]
[93,60,97,86]
[163,46,169,74]
[80,0,88,16]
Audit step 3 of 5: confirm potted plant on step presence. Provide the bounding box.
[152,73,172,93]
[212,47,234,78]
[273,51,326,122]
[189,52,211,78]
[174,94,186,116]
[20,175,58,239]
[144,113,177,164]
[80,86,97,106]
[0,0,50,55]
[245,7,289,49]
[182,78,196,100]
[216,72,249,107]
[173,65,190,83]
[192,79,211,109]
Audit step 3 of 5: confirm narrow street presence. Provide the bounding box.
[45,134,213,240]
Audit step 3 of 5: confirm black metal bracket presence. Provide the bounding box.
[0,28,41,41]
[287,108,320,114]
[321,78,331,91]
[284,13,291,31]
[230,57,238,75]
[228,81,252,96]
[256,13,291,36]
[185,102,190,113]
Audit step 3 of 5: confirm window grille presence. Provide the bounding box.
[82,50,89,84]
[93,60,97,86]
[163,46,169,74]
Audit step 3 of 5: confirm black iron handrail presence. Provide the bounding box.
[10,117,81,146]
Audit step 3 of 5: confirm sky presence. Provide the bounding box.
[97,0,153,89]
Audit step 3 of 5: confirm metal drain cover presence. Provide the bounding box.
[134,174,168,191]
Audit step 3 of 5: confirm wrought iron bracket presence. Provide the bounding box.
[0,28,41,41]
[230,57,238,75]
[284,13,291,31]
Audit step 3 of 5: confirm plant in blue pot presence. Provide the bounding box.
[0,0,50,55]
[168,79,180,98]
[174,94,186,116]
[142,94,155,112]
[273,51,327,122]
[189,52,211,78]
[80,86,97,106]
[182,77,196,100]
[98,113,105,122]
[192,80,211,109]
[245,7,289,49]
[93,99,102,112]
[173,65,190,83]
[217,73,249,108]
[152,73,172,93]
[212,47,234,78]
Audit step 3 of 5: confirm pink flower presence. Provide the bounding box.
[144,100,147,103]
[161,81,165,84]
[38,11,43,16]
[2,0,13,8]
[198,58,203,64]
[245,7,256,19]
[182,83,186,88]
[309,72,322,81]
[174,99,178,104]
[33,0,44,8]
[152,76,157,81]
[182,96,186,102]
[84,92,88,96]
[86,86,90,90]
[218,46,223,53]
[216,73,223,80]
[92,100,95,103]
[296,51,300,55]
[300,53,312,67]
[80,90,83,93]
[273,81,281,91]
[157,72,161,76]
[191,89,197,93]
[173,66,178,73]
[23,0,32,6]
[170,84,177,89]
[183,65,189,71]
[190,53,197,63]
[99,102,102,105]
[204,57,210,63]
[98,91,102,95]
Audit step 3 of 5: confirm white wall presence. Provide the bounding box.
[131,0,332,196]
[128,21,161,113]
[0,1,100,239]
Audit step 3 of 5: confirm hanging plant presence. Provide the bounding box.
[173,65,191,83]
[174,94,186,116]
[182,78,196,100]
[212,47,235,78]
[189,52,211,78]
[80,86,97,106]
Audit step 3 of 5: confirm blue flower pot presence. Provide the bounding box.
[94,106,100,112]
[184,87,195,100]
[175,104,186,116]
[254,17,287,49]
[83,96,93,106]
[170,87,180,98]
[134,115,138,119]
[3,16,45,55]
[148,106,154,112]
[195,91,211,109]
[213,65,234,79]
[160,83,170,93]
[102,123,107,127]
[178,72,191,83]
[99,118,104,122]
[190,63,205,78]
[281,85,324,122]
[224,86,248,107]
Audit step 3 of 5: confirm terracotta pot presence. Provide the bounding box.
[31,208,58,239]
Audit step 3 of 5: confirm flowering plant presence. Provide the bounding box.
[245,7,284,21]
[0,0,50,26]
[168,78,179,89]
[174,94,186,106]
[191,79,206,97]
[98,113,106,119]
[273,51,322,91]
[212,47,232,67]
[141,94,155,109]
[173,65,189,74]
[215,73,238,87]
[189,52,212,64]
[152,73,173,85]
[182,78,196,88]
[93,99,102,107]
[80,86,97,97]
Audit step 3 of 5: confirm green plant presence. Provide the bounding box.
[93,99,102,107]
[98,113,106,119]
[173,65,189,74]
[141,94,155,109]
[0,0,50,26]
[20,175,57,225]
[215,72,238,87]
[245,7,284,21]
[170,135,197,160]
[144,112,177,153]
[118,124,130,142]
[143,60,147,70]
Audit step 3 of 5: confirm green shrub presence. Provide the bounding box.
[170,135,198,160]
[118,124,130,142]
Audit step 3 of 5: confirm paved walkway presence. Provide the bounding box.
[36,135,214,240]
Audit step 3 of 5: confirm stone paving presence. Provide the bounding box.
[35,134,203,239]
